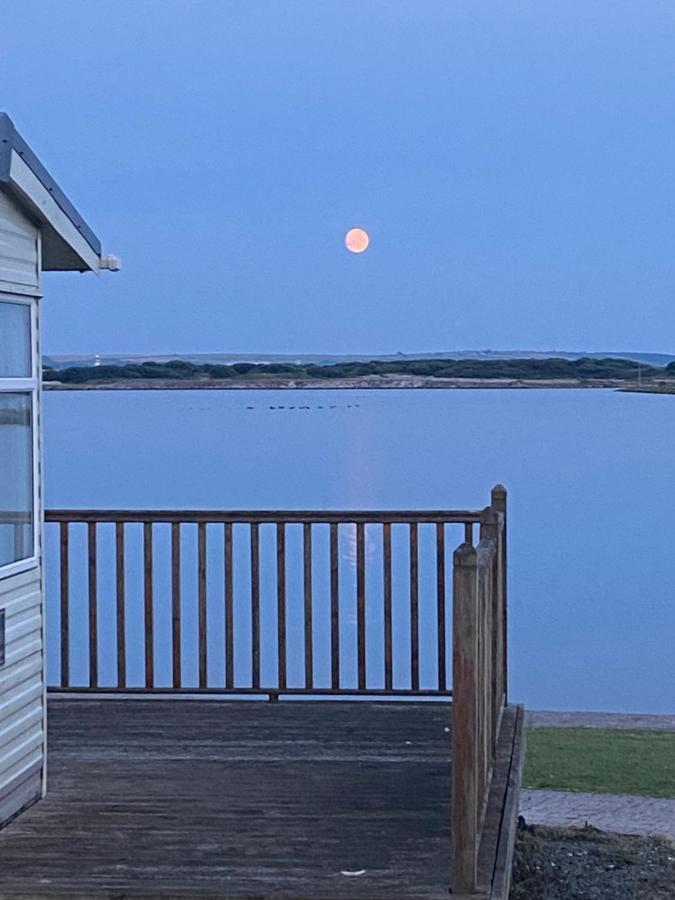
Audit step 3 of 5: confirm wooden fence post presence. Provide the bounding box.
[452,542,478,895]
[491,484,507,704]
[480,507,499,753]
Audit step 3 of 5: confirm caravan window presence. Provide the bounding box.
[0,302,31,377]
[0,298,36,573]
[0,394,33,566]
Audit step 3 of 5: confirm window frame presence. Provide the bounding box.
[0,293,40,580]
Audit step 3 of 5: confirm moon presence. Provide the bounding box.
[345,227,369,253]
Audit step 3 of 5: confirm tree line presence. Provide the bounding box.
[42,357,675,384]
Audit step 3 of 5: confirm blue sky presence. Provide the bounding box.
[3,1,675,355]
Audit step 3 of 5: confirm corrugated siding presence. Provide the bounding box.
[0,189,39,291]
[0,566,44,817]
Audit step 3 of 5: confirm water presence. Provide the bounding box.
[43,388,675,713]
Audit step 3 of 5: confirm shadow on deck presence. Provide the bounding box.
[0,699,523,899]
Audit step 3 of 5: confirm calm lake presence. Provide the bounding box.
[43,388,674,714]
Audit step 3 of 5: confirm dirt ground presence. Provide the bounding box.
[510,818,675,899]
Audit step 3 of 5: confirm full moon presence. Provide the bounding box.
[345,227,369,253]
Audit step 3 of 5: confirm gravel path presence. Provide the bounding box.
[520,789,675,838]
[510,823,675,899]
[526,710,675,730]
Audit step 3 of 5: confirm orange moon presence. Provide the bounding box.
[345,227,369,253]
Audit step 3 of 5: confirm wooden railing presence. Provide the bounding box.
[43,505,495,698]
[43,487,508,896]
[451,485,508,895]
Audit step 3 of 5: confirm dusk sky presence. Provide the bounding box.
[3,1,675,356]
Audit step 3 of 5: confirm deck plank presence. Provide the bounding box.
[0,700,452,899]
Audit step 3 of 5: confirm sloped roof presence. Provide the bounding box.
[0,113,101,272]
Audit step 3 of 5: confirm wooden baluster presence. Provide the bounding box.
[250,523,260,689]
[115,522,126,689]
[171,522,181,689]
[330,523,340,690]
[59,521,69,688]
[382,523,393,691]
[224,522,234,689]
[491,484,508,704]
[198,522,207,689]
[464,521,473,544]
[303,523,313,690]
[436,522,446,692]
[356,522,366,690]
[88,522,98,689]
[144,522,154,689]
[277,522,287,691]
[409,523,419,691]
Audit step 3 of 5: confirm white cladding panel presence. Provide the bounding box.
[0,189,39,293]
[0,566,44,818]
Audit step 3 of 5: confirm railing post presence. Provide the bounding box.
[480,507,499,756]
[452,542,478,895]
[491,484,507,704]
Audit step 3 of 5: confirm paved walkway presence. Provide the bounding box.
[520,789,675,839]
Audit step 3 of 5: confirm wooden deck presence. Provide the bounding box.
[0,699,523,899]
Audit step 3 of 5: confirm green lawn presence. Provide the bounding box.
[523,728,675,798]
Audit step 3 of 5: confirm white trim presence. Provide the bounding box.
[31,296,38,380]
[0,292,35,305]
[30,349,40,562]
[0,280,42,298]
[0,557,39,582]
[31,300,40,570]
[34,292,47,797]
[0,293,34,305]
[8,151,100,273]
[0,380,35,392]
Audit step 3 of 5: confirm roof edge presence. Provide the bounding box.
[0,113,101,257]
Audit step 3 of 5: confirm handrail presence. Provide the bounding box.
[45,509,483,525]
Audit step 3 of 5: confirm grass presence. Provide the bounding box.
[523,727,675,798]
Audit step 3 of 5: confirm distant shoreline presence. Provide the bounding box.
[43,376,670,392]
[43,355,675,391]
[619,385,675,395]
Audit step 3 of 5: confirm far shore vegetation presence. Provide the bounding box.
[43,356,675,386]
